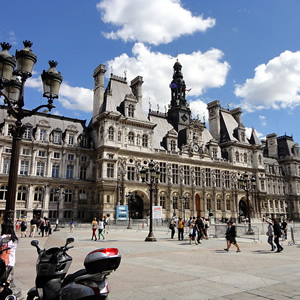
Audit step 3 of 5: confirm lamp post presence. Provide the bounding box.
[180,196,189,223]
[54,188,65,231]
[238,171,256,234]
[125,192,135,229]
[0,41,63,225]
[172,197,177,217]
[140,160,160,242]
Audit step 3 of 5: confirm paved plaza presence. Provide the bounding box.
[13,225,300,300]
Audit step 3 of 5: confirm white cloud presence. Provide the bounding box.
[26,77,93,113]
[189,99,208,122]
[235,50,300,111]
[107,42,230,114]
[245,127,265,141]
[97,0,215,45]
[259,115,267,126]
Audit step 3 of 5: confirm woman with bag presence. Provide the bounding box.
[169,218,176,239]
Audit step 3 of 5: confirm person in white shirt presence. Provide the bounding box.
[98,218,105,240]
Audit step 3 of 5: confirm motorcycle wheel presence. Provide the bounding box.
[26,290,39,300]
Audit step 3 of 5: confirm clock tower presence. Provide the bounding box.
[167,60,191,133]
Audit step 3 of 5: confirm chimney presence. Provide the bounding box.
[130,76,144,104]
[92,64,106,120]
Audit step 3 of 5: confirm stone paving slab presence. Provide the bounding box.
[12,227,300,300]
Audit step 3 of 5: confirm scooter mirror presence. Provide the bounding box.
[66,238,74,245]
[31,240,39,247]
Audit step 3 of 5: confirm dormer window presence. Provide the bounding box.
[108,126,114,141]
[128,104,135,117]
[128,132,134,144]
[53,132,61,144]
[170,140,176,151]
[69,135,74,145]
[23,127,32,140]
[142,134,148,147]
[40,129,46,141]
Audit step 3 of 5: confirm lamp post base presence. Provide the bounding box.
[145,232,157,242]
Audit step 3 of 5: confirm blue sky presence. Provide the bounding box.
[1,0,300,143]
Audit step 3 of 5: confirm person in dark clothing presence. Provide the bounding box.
[224,221,241,252]
[273,218,283,252]
[195,216,204,244]
[169,218,176,239]
[281,219,288,240]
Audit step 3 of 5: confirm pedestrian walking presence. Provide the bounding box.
[204,218,210,239]
[189,217,197,245]
[98,218,105,240]
[29,216,38,237]
[91,218,98,241]
[224,221,241,252]
[281,219,288,241]
[273,218,283,252]
[177,217,184,241]
[169,218,176,239]
[69,219,75,233]
[266,218,276,251]
[195,216,204,244]
[20,219,27,238]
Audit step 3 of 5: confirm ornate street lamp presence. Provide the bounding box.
[238,171,256,234]
[172,197,177,217]
[140,160,160,242]
[180,195,189,223]
[125,192,135,229]
[0,41,63,225]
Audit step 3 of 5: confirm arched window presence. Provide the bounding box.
[50,188,58,202]
[128,132,134,144]
[64,189,72,203]
[34,187,43,201]
[17,186,27,201]
[128,104,134,117]
[142,134,148,147]
[108,126,114,141]
[235,152,239,162]
[0,186,8,200]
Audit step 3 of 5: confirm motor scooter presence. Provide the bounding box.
[0,236,16,300]
[27,238,121,300]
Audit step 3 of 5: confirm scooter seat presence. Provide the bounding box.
[62,269,87,286]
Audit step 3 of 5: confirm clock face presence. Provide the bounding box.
[193,144,199,152]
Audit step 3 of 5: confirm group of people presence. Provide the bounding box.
[266,218,286,252]
[15,216,52,238]
[169,216,210,244]
[91,216,108,241]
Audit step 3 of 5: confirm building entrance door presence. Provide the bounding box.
[130,194,144,219]
[195,194,201,217]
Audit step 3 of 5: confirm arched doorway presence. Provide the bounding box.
[130,194,144,219]
[239,199,247,221]
[195,194,201,217]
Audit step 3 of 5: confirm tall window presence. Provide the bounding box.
[2,160,10,174]
[40,129,46,141]
[52,164,60,178]
[206,198,211,210]
[118,131,122,142]
[224,171,230,188]
[107,163,114,178]
[17,186,27,201]
[23,127,31,140]
[128,104,134,117]
[195,167,201,186]
[36,162,45,176]
[20,161,29,175]
[142,134,148,147]
[235,152,239,162]
[170,140,176,151]
[244,153,248,163]
[205,168,211,187]
[172,164,179,184]
[127,166,135,181]
[100,127,104,141]
[216,169,221,188]
[69,135,74,145]
[23,148,30,155]
[226,199,231,210]
[80,167,87,180]
[64,189,72,202]
[128,132,134,144]
[160,196,166,209]
[0,186,8,200]
[159,162,166,183]
[184,165,190,185]
[66,165,74,179]
[53,132,61,144]
[49,188,57,202]
[108,127,114,141]
[217,199,221,210]
[34,187,43,201]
